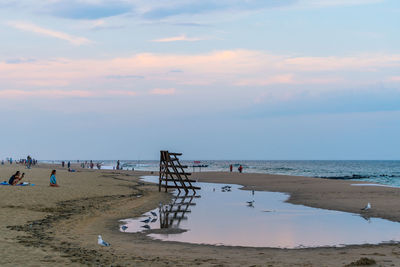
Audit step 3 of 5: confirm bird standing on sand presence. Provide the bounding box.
[141,217,152,223]
[98,235,110,247]
[361,202,371,211]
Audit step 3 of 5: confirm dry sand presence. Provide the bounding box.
[1,164,400,266]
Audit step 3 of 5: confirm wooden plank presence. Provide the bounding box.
[160,178,196,183]
[169,152,182,156]
[165,164,188,168]
[166,209,191,213]
[165,171,192,176]
[164,185,201,190]
[175,195,201,199]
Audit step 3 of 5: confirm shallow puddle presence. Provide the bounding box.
[120,176,400,248]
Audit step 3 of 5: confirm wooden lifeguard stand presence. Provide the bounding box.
[159,151,200,193]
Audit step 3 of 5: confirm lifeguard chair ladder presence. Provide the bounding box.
[159,150,200,193]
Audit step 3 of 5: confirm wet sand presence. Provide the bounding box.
[1,165,400,266]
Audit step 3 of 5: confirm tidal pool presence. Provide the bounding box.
[120,176,400,248]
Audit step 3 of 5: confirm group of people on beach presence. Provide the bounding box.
[230,164,243,173]
[1,156,37,167]
[7,170,59,187]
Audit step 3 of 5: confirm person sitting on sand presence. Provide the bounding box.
[50,170,59,187]
[8,171,24,185]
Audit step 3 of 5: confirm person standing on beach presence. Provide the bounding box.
[117,160,120,170]
[67,161,71,169]
[62,161,65,168]
[238,165,243,173]
[229,164,233,172]
[50,170,59,187]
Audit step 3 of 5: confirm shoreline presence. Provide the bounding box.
[1,164,400,266]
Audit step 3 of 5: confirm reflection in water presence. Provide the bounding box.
[159,193,199,229]
[120,176,400,248]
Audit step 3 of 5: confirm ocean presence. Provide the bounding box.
[92,160,400,187]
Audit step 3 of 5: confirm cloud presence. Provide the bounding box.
[1,50,399,102]
[0,89,138,99]
[106,75,145,79]
[300,0,384,7]
[85,19,125,31]
[0,90,94,98]
[152,34,204,42]
[5,58,36,64]
[8,21,92,46]
[150,88,176,95]
[141,0,296,19]
[44,0,132,20]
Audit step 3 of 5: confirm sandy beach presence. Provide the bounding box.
[1,164,400,266]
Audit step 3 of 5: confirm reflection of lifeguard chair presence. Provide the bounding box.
[159,193,199,228]
[159,151,200,193]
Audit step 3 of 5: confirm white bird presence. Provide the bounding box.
[98,235,110,247]
[141,217,152,223]
[361,202,371,211]
[150,211,158,217]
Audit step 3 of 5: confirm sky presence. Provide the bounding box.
[0,0,399,160]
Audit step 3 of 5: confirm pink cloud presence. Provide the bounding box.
[8,21,92,46]
[0,89,138,99]
[1,50,399,101]
[152,35,204,42]
[149,88,176,95]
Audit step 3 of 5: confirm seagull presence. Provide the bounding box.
[150,211,158,217]
[141,224,151,230]
[121,225,128,231]
[246,200,255,204]
[361,202,371,211]
[141,217,152,223]
[98,235,110,247]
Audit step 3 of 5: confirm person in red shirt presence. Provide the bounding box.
[238,165,243,173]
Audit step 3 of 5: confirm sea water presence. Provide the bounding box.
[98,160,400,187]
[120,176,400,248]
[41,160,400,187]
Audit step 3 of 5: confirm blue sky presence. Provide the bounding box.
[0,0,399,160]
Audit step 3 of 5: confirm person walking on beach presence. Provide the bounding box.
[50,170,59,187]
[229,164,233,172]
[238,165,243,173]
